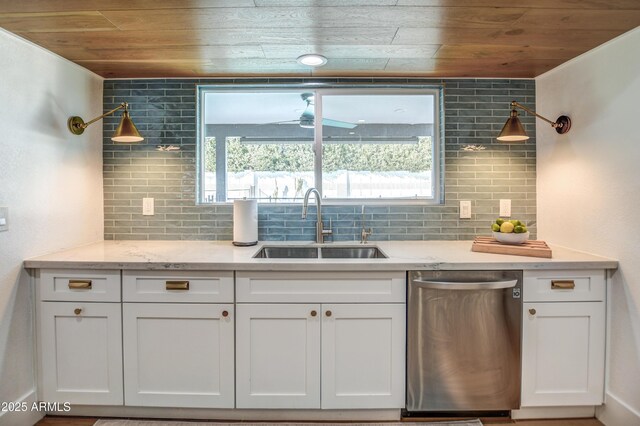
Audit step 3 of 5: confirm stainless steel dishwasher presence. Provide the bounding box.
[406,270,522,415]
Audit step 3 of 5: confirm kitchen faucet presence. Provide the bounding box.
[302,188,332,243]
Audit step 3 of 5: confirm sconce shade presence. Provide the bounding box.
[497,100,571,143]
[497,109,529,142]
[68,101,143,143]
[112,110,144,143]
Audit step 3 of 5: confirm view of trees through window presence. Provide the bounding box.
[204,137,433,201]
[200,89,439,203]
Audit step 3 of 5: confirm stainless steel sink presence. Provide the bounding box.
[320,246,387,259]
[253,245,387,259]
[253,246,319,259]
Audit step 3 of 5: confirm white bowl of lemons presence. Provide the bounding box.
[491,219,529,245]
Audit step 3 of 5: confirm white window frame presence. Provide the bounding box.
[197,84,443,205]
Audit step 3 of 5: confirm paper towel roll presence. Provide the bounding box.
[233,199,258,246]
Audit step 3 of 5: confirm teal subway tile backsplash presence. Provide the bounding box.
[103,78,536,241]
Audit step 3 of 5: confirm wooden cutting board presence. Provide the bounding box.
[472,236,552,258]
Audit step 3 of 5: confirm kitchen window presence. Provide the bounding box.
[198,85,443,204]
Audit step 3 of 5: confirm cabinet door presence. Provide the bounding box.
[321,304,405,409]
[123,303,234,408]
[236,304,321,409]
[522,302,605,406]
[40,302,123,405]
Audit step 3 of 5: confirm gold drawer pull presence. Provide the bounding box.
[529,308,536,315]
[166,280,189,290]
[68,280,92,289]
[74,308,82,315]
[551,280,576,290]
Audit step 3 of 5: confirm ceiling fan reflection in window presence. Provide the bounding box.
[269,93,357,129]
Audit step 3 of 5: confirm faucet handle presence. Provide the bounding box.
[322,218,333,235]
[361,227,372,244]
[321,218,333,244]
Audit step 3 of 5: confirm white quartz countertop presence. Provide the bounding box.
[23,240,618,271]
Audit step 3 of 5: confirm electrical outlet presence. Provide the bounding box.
[0,207,8,232]
[500,199,511,217]
[142,198,154,216]
[459,201,471,219]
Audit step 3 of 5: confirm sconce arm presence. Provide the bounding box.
[68,102,128,135]
[511,101,557,127]
[81,102,128,129]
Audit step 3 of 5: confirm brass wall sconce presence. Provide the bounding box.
[497,100,571,142]
[68,102,144,143]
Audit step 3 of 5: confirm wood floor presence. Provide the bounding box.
[35,416,604,426]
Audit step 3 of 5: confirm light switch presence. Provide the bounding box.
[142,198,154,216]
[500,199,511,217]
[0,207,8,232]
[459,201,471,219]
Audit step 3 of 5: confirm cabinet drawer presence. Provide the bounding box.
[123,271,234,303]
[39,269,121,302]
[236,271,405,303]
[523,270,605,302]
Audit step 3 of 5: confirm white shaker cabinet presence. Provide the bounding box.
[123,303,235,408]
[521,270,606,407]
[38,270,123,406]
[121,271,235,409]
[235,271,406,410]
[321,303,405,409]
[235,303,321,409]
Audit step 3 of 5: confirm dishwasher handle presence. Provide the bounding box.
[412,278,518,290]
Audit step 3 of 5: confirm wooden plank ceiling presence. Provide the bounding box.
[1,0,639,78]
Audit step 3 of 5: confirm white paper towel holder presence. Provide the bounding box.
[232,198,258,246]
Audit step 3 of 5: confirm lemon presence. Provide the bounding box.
[496,218,505,226]
[500,222,515,233]
[491,223,500,232]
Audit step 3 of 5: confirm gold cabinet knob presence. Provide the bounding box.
[74,308,82,315]
[529,308,537,315]
[222,310,229,318]
[310,310,317,317]
[325,310,332,317]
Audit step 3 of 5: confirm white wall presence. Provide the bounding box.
[0,30,103,425]
[536,27,640,426]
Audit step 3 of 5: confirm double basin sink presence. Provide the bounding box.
[254,245,388,259]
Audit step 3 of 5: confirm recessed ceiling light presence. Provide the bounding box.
[297,54,328,67]
[394,108,406,113]
[357,119,366,123]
